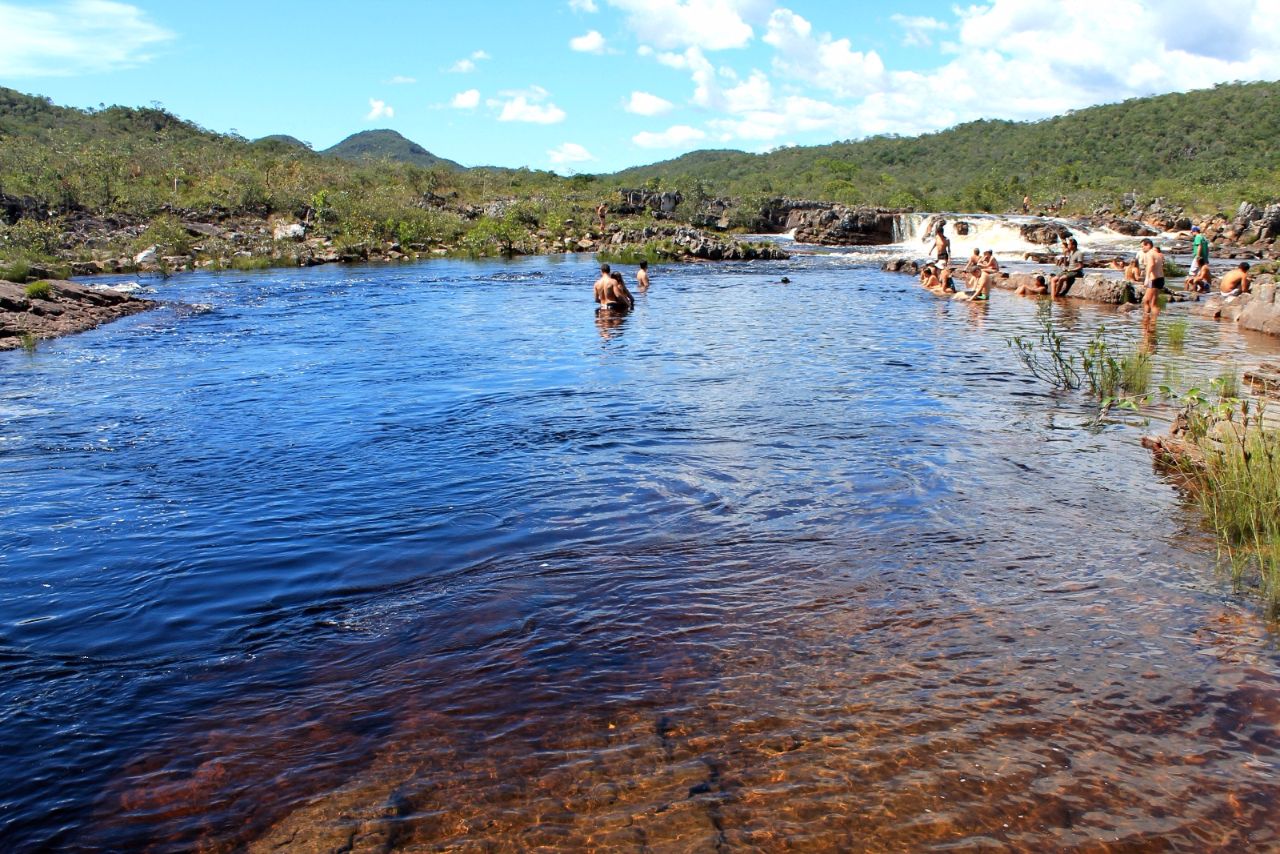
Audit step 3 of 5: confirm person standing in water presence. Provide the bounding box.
[594,263,632,312]
[1139,238,1165,319]
[932,225,950,264]
[1190,225,1211,281]
[636,260,650,292]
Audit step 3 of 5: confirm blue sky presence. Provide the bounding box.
[3,0,1278,174]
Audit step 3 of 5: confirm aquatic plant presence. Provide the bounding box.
[1176,395,1280,616]
[1213,366,1240,400]
[1165,318,1188,351]
[24,280,52,300]
[19,332,37,354]
[1007,305,1080,389]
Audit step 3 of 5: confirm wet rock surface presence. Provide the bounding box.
[0,279,155,349]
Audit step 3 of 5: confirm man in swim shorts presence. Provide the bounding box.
[1139,238,1165,319]
[1190,225,1210,279]
[1219,262,1251,297]
[932,225,950,263]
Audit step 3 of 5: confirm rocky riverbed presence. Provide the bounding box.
[0,279,154,350]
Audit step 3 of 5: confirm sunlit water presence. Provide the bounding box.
[3,255,1279,851]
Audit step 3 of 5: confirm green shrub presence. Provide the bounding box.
[229,255,271,270]
[1165,318,1188,351]
[24,280,53,299]
[19,332,38,353]
[1,259,33,283]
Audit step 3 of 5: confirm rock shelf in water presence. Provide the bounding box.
[0,279,155,350]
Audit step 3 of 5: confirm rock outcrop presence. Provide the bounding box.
[1019,221,1073,245]
[607,225,788,261]
[0,279,155,349]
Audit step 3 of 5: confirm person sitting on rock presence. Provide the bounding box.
[937,260,957,293]
[1049,238,1085,298]
[1219,262,1251,297]
[1185,261,1212,293]
[1014,275,1049,297]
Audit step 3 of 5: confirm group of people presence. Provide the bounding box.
[918,228,1001,302]
[593,261,649,314]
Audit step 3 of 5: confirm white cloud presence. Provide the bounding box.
[570,30,606,53]
[625,91,675,115]
[491,86,567,124]
[451,89,480,109]
[387,75,416,84]
[632,124,707,148]
[763,9,885,99]
[569,0,598,12]
[890,14,947,48]
[0,0,173,77]
[548,142,594,164]
[365,99,394,121]
[448,49,491,73]
[607,0,767,51]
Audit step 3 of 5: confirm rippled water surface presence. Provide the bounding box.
[3,256,1280,851]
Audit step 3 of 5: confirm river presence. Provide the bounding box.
[1,252,1278,850]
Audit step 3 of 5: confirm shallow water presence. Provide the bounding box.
[2,255,1279,851]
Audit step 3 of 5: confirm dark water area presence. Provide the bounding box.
[2,255,1279,851]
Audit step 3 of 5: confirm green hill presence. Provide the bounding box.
[611,81,1280,211]
[322,129,461,170]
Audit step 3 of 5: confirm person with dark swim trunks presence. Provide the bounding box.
[932,225,950,263]
[1049,237,1084,298]
[1139,238,1165,319]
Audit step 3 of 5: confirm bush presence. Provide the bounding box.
[1,259,33,283]
[24,280,53,299]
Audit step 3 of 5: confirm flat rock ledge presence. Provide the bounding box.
[0,279,155,350]
[1192,277,1280,336]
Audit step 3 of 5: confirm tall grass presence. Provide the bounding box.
[1080,326,1151,401]
[1165,318,1188,352]
[1187,414,1280,615]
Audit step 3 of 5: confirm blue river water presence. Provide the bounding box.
[2,254,1279,850]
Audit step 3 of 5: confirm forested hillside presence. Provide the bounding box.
[610,81,1280,212]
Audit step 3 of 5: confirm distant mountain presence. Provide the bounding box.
[322,129,461,170]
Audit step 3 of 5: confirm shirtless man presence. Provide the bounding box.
[594,263,633,312]
[1022,195,1031,214]
[1219,262,1251,297]
[959,250,998,301]
[1139,238,1165,319]
[595,203,607,231]
[636,260,650,292]
[920,265,941,291]
[932,225,951,264]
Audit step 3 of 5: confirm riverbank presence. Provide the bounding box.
[0,278,154,350]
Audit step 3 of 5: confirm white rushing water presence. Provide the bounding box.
[891,212,1163,262]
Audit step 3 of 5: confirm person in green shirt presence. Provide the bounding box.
[1190,226,1211,279]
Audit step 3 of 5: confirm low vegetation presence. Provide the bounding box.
[23,280,52,299]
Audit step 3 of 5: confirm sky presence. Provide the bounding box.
[3,0,1280,174]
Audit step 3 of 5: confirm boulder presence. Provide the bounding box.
[1107,218,1155,236]
[952,221,971,236]
[133,245,158,265]
[1019,221,1072,245]
[272,222,307,241]
[998,272,1132,304]
[790,206,899,245]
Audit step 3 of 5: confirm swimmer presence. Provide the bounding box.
[636,260,650,292]
[594,263,633,312]
[1014,275,1049,297]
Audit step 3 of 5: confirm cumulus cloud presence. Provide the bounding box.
[365,99,394,121]
[569,0,598,10]
[625,91,675,115]
[607,0,768,51]
[491,86,567,124]
[890,14,947,48]
[0,0,173,77]
[548,142,594,164]
[629,0,1280,151]
[448,49,491,73]
[450,89,480,109]
[632,124,707,148]
[570,30,606,53]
